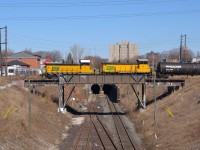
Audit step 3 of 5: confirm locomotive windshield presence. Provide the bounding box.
[137,59,149,64]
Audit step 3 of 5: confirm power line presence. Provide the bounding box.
[9,32,195,52]
[9,32,110,47]
[1,9,200,20]
[0,0,190,7]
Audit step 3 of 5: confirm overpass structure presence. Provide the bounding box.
[24,75,185,112]
[58,74,146,112]
[25,74,147,112]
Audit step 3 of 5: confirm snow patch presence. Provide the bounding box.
[71,117,85,125]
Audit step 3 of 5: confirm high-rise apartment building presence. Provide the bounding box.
[110,41,138,62]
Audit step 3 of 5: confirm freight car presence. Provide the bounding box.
[45,60,95,79]
[157,62,200,77]
[102,59,151,74]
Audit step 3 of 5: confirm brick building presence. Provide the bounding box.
[6,51,41,68]
[147,51,160,68]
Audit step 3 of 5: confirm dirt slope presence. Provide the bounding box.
[120,77,200,150]
[0,79,70,150]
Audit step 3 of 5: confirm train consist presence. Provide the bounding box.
[43,59,200,79]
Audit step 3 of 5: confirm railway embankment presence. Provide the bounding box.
[120,76,200,149]
[1,76,200,149]
[0,78,71,150]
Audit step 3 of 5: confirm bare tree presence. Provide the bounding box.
[160,51,169,61]
[182,46,193,62]
[84,55,108,68]
[167,48,179,62]
[196,51,200,58]
[70,44,84,63]
[2,49,14,58]
[33,50,63,62]
[23,48,33,55]
[34,51,48,58]
[66,52,73,64]
[47,50,63,62]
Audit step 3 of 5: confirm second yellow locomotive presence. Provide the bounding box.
[102,59,151,74]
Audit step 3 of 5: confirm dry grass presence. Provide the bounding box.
[1,76,200,149]
[120,76,200,150]
[0,79,70,150]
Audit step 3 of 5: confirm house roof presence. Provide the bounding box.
[3,60,30,67]
[6,51,41,59]
[42,58,51,65]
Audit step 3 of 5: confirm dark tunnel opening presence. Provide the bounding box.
[103,84,112,95]
[103,84,120,103]
[91,84,100,94]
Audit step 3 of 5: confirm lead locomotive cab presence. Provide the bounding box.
[136,59,151,74]
[79,59,93,73]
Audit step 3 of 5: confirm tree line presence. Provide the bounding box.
[0,44,198,68]
[145,46,194,67]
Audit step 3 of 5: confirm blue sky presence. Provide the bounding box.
[0,0,200,59]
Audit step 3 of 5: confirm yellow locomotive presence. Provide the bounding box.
[43,59,151,78]
[102,59,151,74]
[45,60,95,78]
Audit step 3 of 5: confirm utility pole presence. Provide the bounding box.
[28,68,31,132]
[180,34,186,63]
[0,26,8,76]
[180,34,183,63]
[0,30,2,76]
[184,34,187,46]
[5,26,7,76]
[153,67,157,125]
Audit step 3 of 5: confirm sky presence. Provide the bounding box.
[0,0,200,59]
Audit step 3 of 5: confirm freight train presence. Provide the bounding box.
[42,59,200,79]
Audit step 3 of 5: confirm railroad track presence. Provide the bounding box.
[106,96,136,150]
[68,94,138,150]
[70,95,117,150]
[90,99,117,150]
[72,116,92,149]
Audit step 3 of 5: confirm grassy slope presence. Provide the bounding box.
[0,79,70,150]
[120,77,200,150]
